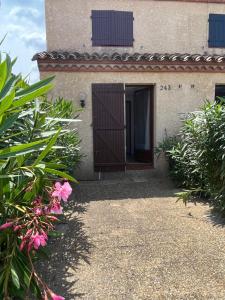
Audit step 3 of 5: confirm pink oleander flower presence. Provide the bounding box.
[24,228,32,238]
[40,230,48,240]
[49,201,63,214]
[30,232,48,250]
[47,216,59,222]
[20,238,27,251]
[33,196,42,206]
[0,222,13,230]
[33,207,43,216]
[14,225,22,232]
[49,291,65,300]
[52,181,72,202]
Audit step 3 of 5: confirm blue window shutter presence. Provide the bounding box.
[92,10,134,47]
[112,11,134,46]
[209,14,225,47]
[92,10,113,46]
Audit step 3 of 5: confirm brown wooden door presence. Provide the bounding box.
[92,84,125,172]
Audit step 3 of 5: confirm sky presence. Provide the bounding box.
[0,0,46,83]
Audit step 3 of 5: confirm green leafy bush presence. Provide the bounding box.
[157,101,225,211]
[0,53,80,299]
[42,98,82,174]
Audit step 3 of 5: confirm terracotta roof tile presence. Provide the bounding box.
[33,51,225,63]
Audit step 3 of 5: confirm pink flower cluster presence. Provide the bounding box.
[0,181,72,253]
[0,181,72,300]
[52,182,72,202]
[19,230,48,252]
[43,181,73,216]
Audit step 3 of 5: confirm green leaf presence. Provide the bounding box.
[5,54,12,79]
[45,167,77,182]
[30,277,42,299]
[0,174,22,178]
[48,230,63,237]
[0,138,47,159]
[40,129,70,138]
[16,76,54,97]
[13,83,53,107]
[13,76,54,108]
[11,57,17,67]
[0,33,7,47]
[46,117,81,123]
[0,90,15,115]
[0,113,19,134]
[45,162,67,169]
[0,74,20,100]
[34,128,61,165]
[11,267,20,289]
[0,60,7,91]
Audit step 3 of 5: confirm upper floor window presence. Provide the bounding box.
[209,14,225,48]
[91,10,134,47]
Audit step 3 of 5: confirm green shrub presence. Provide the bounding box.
[155,132,182,184]
[156,101,225,211]
[42,98,82,174]
[0,53,80,299]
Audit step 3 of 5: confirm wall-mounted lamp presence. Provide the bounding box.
[79,92,87,108]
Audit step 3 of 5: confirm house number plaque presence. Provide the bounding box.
[160,84,195,91]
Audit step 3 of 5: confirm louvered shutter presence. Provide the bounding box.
[112,11,133,46]
[92,84,125,172]
[209,14,225,47]
[92,10,113,46]
[92,10,134,46]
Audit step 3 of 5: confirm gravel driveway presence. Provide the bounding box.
[42,176,225,300]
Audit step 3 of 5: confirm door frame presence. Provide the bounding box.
[125,84,155,170]
[92,83,155,173]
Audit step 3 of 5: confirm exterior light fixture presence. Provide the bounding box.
[79,92,87,108]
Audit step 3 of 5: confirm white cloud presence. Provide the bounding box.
[9,6,41,20]
[7,24,25,34]
[21,32,45,49]
[5,5,46,51]
[0,1,45,83]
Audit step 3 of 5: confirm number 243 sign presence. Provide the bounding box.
[160,84,195,91]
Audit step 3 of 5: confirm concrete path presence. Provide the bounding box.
[43,177,225,300]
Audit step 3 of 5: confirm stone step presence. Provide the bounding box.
[97,168,165,182]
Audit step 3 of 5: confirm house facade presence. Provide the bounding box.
[34,0,225,179]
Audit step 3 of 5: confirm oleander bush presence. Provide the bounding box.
[157,100,225,213]
[0,52,81,299]
[43,97,82,174]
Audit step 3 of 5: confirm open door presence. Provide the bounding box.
[134,88,151,162]
[92,84,125,172]
[125,85,153,166]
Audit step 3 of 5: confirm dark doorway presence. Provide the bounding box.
[215,85,225,102]
[125,85,154,168]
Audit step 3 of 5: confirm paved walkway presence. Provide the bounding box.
[43,177,225,300]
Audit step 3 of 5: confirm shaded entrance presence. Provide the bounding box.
[125,85,154,169]
[92,84,154,172]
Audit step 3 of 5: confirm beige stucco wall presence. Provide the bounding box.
[45,0,225,55]
[40,70,225,180]
[43,0,225,179]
